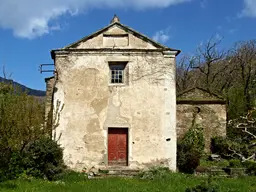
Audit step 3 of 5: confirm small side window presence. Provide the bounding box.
[109,62,127,84]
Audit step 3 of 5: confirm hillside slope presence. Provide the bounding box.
[0,77,46,97]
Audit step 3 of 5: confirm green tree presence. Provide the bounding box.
[0,83,46,152]
[0,82,64,181]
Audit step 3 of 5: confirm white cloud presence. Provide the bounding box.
[228,28,238,34]
[215,33,222,41]
[200,0,207,8]
[0,0,191,39]
[152,27,172,44]
[241,0,256,17]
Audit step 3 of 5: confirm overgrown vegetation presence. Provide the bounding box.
[177,38,256,173]
[176,37,256,180]
[177,124,205,174]
[0,83,64,181]
[176,38,256,119]
[243,160,256,175]
[209,110,256,175]
[0,172,255,192]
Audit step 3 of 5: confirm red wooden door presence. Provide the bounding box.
[108,128,128,166]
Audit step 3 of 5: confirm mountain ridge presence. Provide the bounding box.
[0,77,46,97]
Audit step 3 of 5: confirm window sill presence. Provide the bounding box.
[108,83,126,87]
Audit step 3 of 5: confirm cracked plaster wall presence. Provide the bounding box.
[53,52,177,171]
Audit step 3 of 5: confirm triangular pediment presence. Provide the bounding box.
[177,87,223,100]
[63,22,180,52]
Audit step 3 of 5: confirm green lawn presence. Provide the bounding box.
[0,173,256,192]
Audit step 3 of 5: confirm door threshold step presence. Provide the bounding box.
[98,167,140,176]
[94,174,135,178]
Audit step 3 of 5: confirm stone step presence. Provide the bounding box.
[95,173,135,178]
[195,166,229,177]
[108,170,140,175]
[97,167,140,177]
[209,168,229,177]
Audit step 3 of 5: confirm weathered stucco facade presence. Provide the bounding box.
[45,76,55,119]
[48,16,180,171]
[176,88,227,151]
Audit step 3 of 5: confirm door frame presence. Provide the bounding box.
[107,127,129,166]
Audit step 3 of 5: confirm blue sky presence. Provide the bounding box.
[0,0,255,90]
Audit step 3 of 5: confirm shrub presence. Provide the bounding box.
[0,137,65,181]
[178,146,202,174]
[177,124,205,174]
[0,149,11,181]
[181,124,205,153]
[243,160,256,176]
[0,151,23,182]
[6,152,24,180]
[22,137,65,180]
[211,137,229,156]
[229,159,242,168]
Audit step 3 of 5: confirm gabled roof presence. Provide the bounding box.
[177,86,224,100]
[62,18,181,55]
[177,86,222,99]
[177,87,226,105]
[45,76,55,83]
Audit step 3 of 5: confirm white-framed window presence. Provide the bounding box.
[109,62,127,84]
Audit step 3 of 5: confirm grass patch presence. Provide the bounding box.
[0,173,255,192]
[0,183,17,190]
[53,170,87,182]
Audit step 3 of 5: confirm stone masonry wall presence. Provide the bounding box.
[176,103,226,152]
[45,77,56,120]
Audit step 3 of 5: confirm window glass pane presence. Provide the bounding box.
[109,62,126,84]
